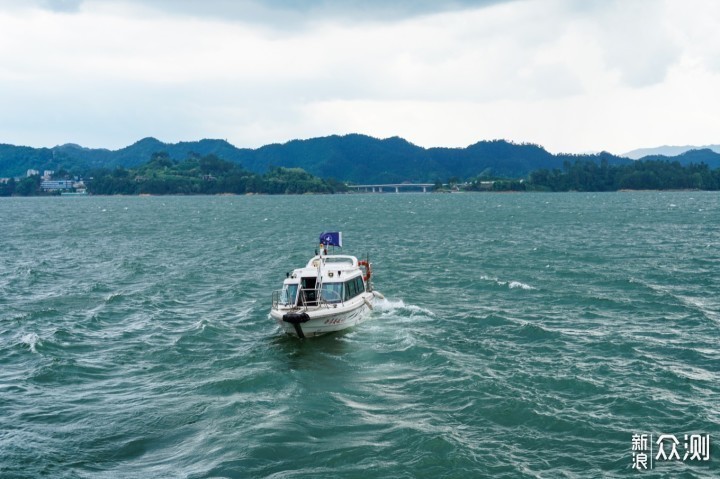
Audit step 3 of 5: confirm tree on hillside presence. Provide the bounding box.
[199,154,236,176]
[148,152,174,168]
[15,176,41,196]
[0,178,16,196]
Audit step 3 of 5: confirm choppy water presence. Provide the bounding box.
[1,192,719,478]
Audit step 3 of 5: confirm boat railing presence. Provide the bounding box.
[298,287,333,310]
[271,290,288,310]
[272,288,344,311]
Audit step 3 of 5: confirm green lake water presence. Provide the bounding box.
[1,192,719,478]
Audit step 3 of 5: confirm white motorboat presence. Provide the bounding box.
[270,232,382,338]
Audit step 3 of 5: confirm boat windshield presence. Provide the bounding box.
[281,284,298,305]
[320,282,343,304]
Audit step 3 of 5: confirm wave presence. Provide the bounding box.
[508,281,535,290]
[676,294,720,324]
[631,278,720,324]
[373,298,435,317]
[105,292,124,303]
[480,275,536,290]
[20,333,40,353]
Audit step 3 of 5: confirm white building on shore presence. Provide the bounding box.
[40,180,75,191]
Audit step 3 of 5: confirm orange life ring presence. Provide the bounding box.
[358,260,372,282]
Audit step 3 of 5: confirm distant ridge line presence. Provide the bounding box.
[622,144,720,160]
[2,134,720,182]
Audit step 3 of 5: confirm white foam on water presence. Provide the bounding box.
[677,295,720,324]
[508,281,536,290]
[480,275,536,290]
[21,333,40,353]
[373,298,405,312]
[373,298,435,317]
[633,279,720,325]
[105,292,123,303]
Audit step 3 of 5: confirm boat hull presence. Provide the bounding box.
[271,293,374,338]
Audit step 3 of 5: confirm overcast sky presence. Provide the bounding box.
[1,0,719,154]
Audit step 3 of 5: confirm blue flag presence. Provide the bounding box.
[319,232,342,247]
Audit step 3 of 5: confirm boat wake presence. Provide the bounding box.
[373,297,435,317]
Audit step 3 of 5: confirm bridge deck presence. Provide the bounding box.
[348,183,435,193]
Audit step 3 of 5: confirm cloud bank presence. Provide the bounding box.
[0,0,718,154]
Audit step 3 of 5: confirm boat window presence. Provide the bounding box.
[282,284,298,305]
[347,277,357,300]
[341,275,366,301]
[355,276,365,294]
[321,282,343,303]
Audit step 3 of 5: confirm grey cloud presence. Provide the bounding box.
[40,0,83,12]
[13,0,516,23]
[202,0,508,15]
[594,3,682,88]
[233,0,512,19]
[0,0,82,12]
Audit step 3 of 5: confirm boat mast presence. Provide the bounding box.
[316,242,324,300]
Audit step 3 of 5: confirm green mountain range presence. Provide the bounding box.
[2,134,719,183]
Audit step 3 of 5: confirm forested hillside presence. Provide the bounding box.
[3,134,719,184]
[0,153,345,196]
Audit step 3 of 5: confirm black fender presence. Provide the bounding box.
[282,312,311,324]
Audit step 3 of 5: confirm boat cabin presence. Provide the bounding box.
[278,254,368,308]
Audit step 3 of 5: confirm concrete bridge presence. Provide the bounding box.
[348,183,436,193]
